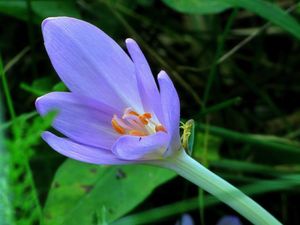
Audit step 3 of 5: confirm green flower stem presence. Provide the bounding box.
[162,149,282,225]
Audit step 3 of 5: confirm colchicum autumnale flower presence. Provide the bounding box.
[36,17,281,225]
[36,17,180,164]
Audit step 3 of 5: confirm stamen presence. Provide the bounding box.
[127,118,145,130]
[143,113,152,119]
[139,115,149,125]
[124,107,139,117]
[155,124,167,133]
[111,118,125,134]
[111,108,167,136]
[128,111,139,116]
[113,115,131,130]
[139,113,152,125]
[129,130,146,136]
[122,110,143,126]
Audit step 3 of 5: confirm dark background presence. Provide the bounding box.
[1,0,300,225]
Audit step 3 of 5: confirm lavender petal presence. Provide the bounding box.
[36,92,119,149]
[158,71,181,153]
[42,132,130,165]
[112,132,169,160]
[126,38,164,123]
[42,17,142,111]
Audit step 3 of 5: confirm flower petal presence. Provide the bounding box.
[112,132,169,160]
[125,38,164,123]
[158,71,181,152]
[36,92,119,149]
[216,216,242,225]
[42,131,129,165]
[42,17,142,111]
[175,214,194,225]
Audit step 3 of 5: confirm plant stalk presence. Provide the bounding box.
[162,149,282,225]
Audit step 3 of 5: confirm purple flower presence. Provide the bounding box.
[175,214,194,225]
[35,17,281,225]
[216,216,243,225]
[36,17,181,164]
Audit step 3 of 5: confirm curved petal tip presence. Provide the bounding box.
[35,96,42,113]
[35,92,60,116]
[35,94,49,116]
[125,38,136,45]
[41,131,50,141]
[42,17,59,31]
[42,16,71,30]
[157,70,168,80]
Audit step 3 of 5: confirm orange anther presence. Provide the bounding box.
[111,118,125,134]
[155,124,167,133]
[139,115,149,125]
[138,113,152,125]
[128,110,139,116]
[143,113,152,119]
[129,130,146,136]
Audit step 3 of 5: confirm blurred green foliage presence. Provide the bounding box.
[0,93,13,225]
[163,0,300,39]
[1,0,300,224]
[0,1,80,23]
[162,0,232,14]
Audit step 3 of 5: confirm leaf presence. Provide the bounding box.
[162,0,300,40]
[0,0,80,23]
[162,0,231,14]
[43,160,176,225]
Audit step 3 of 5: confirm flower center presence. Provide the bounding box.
[111,107,167,136]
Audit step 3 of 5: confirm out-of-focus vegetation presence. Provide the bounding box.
[1,0,300,224]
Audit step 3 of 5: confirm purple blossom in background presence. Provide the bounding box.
[36,17,181,164]
[175,214,194,225]
[216,216,243,225]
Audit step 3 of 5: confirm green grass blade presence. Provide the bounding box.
[163,0,300,39]
[0,55,16,121]
[162,0,232,14]
[197,124,300,154]
[226,0,300,39]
